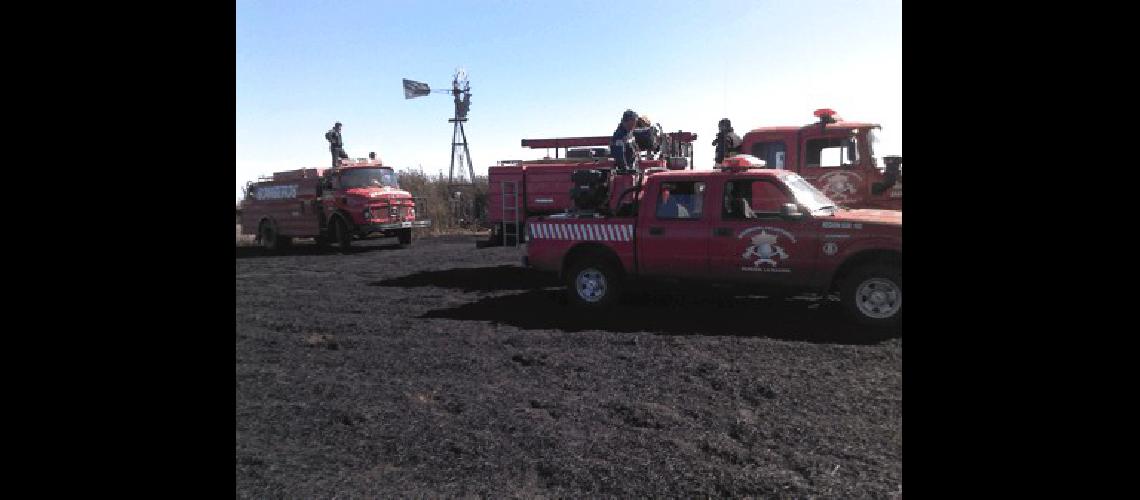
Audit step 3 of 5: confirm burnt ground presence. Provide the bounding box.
[236,234,901,498]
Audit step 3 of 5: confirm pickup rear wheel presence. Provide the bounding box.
[565,260,622,308]
[841,264,902,328]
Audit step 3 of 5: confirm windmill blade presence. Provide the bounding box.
[403,78,431,99]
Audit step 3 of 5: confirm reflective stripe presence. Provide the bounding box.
[532,223,640,241]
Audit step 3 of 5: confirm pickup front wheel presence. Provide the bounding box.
[841,265,902,328]
[565,260,622,308]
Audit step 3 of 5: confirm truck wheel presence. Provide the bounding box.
[333,217,352,253]
[841,264,902,327]
[397,228,412,247]
[258,221,279,252]
[565,260,622,308]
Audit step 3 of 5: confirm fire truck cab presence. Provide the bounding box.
[239,158,431,252]
[524,157,902,327]
[738,109,902,210]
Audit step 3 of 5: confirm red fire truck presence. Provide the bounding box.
[738,109,902,210]
[523,155,902,327]
[239,158,431,252]
[479,126,697,247]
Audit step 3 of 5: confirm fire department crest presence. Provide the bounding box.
[738,226,796,272]
[818,171,863,204]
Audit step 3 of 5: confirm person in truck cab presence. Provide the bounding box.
[325,122,348,168]
[712,118,742,165]
[656,182,702,219]
[611,109,639,173]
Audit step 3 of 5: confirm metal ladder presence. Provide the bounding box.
[501,180,520,247]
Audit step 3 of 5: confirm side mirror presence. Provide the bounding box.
[780,203,804,220]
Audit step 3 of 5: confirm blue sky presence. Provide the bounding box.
[237,0,901,200]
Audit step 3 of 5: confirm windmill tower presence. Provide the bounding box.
[447,69,475,189]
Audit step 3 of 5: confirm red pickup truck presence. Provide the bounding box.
[523,159,902,327]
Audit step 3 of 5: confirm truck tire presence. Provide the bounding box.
[565,260,622,308]
[397,228,412,247]
[840,264,902,328]
[332,217,352,253]
[258,220,280,252]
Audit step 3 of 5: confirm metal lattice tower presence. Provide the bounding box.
[447,70,475,190]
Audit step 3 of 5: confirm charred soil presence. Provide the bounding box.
[236,235,901,498]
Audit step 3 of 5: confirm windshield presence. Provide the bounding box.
[340,168,398,189]
[868,127,882,166]
[783,174,837,213]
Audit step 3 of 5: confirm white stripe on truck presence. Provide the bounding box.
[529,223,633,242]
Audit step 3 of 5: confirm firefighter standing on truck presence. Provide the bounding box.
[712,118,742,165]
[611,109,639,173]
[326,122,348,168]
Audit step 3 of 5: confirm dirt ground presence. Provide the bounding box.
[236,234,901,498]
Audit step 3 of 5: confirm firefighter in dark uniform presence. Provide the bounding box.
[712,118,742,165]
[326,122,348,168]
[611,110,639,173]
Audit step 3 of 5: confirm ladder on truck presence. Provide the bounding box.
[501,180,520,247]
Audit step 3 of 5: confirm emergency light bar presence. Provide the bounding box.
[720,154,767,170]
[814,108,840,125]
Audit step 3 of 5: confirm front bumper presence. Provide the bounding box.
[358,219,432,235]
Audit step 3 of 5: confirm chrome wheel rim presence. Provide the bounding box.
[855,277,901,319]
[576,268,607,303]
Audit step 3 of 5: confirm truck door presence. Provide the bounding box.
[638,179,710,278]
[708,178,818,286]
[799,130,865,208]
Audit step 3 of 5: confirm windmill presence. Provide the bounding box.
[402,69,476,190]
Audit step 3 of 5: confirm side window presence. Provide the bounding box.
[656,181,705,219]
[805,137,858,168]
[749,141,787,169]
[722,180,790,218]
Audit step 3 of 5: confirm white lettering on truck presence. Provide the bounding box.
[254,184,299,201]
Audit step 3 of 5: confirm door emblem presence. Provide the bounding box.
[738,226,796,273]
[818,171,863,204]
